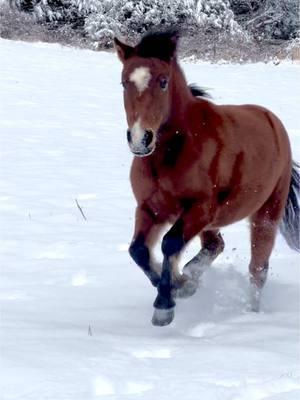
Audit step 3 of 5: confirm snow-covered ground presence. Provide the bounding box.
[0,39,299,400]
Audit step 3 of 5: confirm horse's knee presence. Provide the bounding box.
[129,236,150,267]
[214,233,225,254]
[129,237,161,287]
[202,231,225,255]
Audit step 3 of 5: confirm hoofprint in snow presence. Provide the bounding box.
[0,39,299,400]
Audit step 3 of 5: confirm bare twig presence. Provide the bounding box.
[88,325,92,336]
[75,198,87,221]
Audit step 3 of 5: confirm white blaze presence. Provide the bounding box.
[129,67,151,94]
[131,119,144,145]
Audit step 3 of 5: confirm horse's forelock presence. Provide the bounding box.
[135,30,180,62]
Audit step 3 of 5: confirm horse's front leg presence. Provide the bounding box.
[129,206,162,288]
[152,204,212,326]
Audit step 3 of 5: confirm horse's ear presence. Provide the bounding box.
[168,31,180,59]
[114,38,134,63]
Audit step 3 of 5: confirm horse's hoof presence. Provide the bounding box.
[249,284,261,312]
[152,307,175,327]
[249,297,260,312]
[174,276,198,299]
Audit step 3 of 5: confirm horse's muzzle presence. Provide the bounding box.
[127,128,155,157]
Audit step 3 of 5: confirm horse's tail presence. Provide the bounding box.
[279,161,300,252]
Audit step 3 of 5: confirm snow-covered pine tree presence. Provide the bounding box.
[194,0,242,34]
[83,1,115,48]
[84,0,196,48]
[229,0,260,17]
[9,0,36,12]
[9,0,298,49]
[245,0,300,41]
[10,0,83,24]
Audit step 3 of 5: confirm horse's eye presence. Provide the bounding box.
[160,78,168,91]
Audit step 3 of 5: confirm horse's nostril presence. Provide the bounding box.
[127,129,132,143]
[144,130,154,147]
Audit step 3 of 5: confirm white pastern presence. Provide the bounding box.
[129,67,151,94]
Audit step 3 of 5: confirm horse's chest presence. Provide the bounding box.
[147,186,182,222]
[151,158,208,197]
[147,167,205,222]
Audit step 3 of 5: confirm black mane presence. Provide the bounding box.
[188,84,211,99]
[136,30,179,62]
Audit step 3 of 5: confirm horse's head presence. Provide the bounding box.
[114,31,179,157]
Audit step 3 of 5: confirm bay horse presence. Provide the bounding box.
[114,31,300,326]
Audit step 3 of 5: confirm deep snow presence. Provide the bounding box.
[0,39,299,400]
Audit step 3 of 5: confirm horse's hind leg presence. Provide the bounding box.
[175,230,225,299]
[249,215,277,311]
[249,180,288,311]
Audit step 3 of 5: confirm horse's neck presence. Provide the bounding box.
[169,61,193,126]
